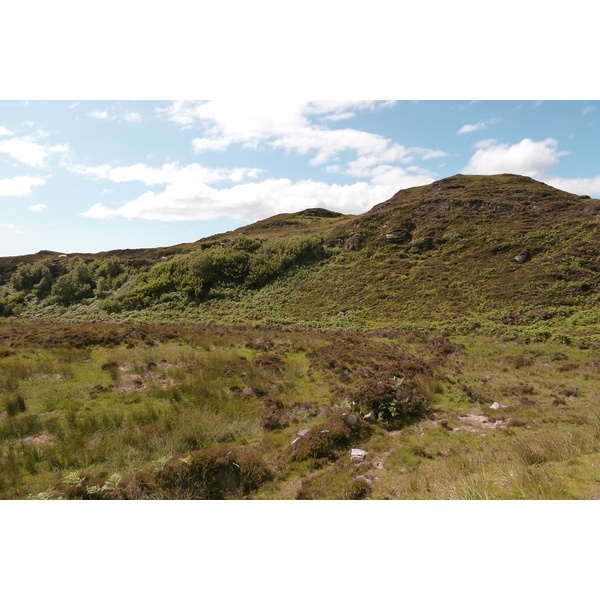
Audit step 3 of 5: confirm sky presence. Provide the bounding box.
[1,99,599,257]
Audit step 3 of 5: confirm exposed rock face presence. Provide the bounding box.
[385,231,409,243]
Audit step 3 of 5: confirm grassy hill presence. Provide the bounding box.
[1,174,599,499]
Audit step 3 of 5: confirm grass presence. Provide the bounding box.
[0,319,598,500]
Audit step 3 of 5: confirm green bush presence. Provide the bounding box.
[10,259,57,299]
[103,234,329,312]
[51,257,96,306]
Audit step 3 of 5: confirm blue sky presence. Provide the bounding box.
[1,100,599,257]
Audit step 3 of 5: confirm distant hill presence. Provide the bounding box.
[1,174,598,329]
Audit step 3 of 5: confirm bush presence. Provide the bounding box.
[289,412,372,462]
[51,257,96,305]
[102,234,329,311]
[156,444,273,499]
[10,258,58,299]
[355,376,430,428]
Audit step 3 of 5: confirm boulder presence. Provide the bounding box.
[363,411,376,423]
[343,413,359,428]
[350,448,368,461]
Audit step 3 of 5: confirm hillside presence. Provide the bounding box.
[1,173,597,333]
[1,174,599,500]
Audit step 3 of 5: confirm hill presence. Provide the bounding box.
[1,173,598,332]
[1,174,600,500]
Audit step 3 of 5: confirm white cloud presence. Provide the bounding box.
[0,125,13,136]
[70,161,264,186]
[473,138,497,149]
[163,100,440,173]
[0,176,46,196]
[321,111,356,122]
[88,109,110,120]
[0,136,69,167]
[542,176,600,197]
[81,174,431,224]
[123,112,143,122]
[27,203,47,212]
[582,105,595,115]
[80,203,118,219]
[457,118,500,135]
[88,107,143,122]
[463,138,567,177]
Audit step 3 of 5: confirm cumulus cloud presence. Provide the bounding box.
[463,138,567,177]
[0,136,69,168]
[0,125,13,136]
[542,175,600,197]
[70,161,264,186]
[80,175,424,223]
[457,118,500,135]
[0,176,46,196]
[80,102,444,225]
[161,100,442,174]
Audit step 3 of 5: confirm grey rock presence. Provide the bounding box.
[385,231,409,243]
[350,448,368,461]
[514,249,529,263]
[364,411,376,423]
[343,413,359,428]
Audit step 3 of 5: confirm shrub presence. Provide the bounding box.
[156,444,273,499]
[10,258,59,299]
[289,412,372,462]
[355,376,430,428]
[51,257,96,305]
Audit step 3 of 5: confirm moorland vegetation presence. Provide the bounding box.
[0,174,599,499]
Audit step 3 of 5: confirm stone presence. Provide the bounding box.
[343,413,359,428]
[514,249,529,263]
[364,411,376,423]
[385,231,408,243]
[298,428,310,437]
[490,401,507,409]
[350,448,368,461]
